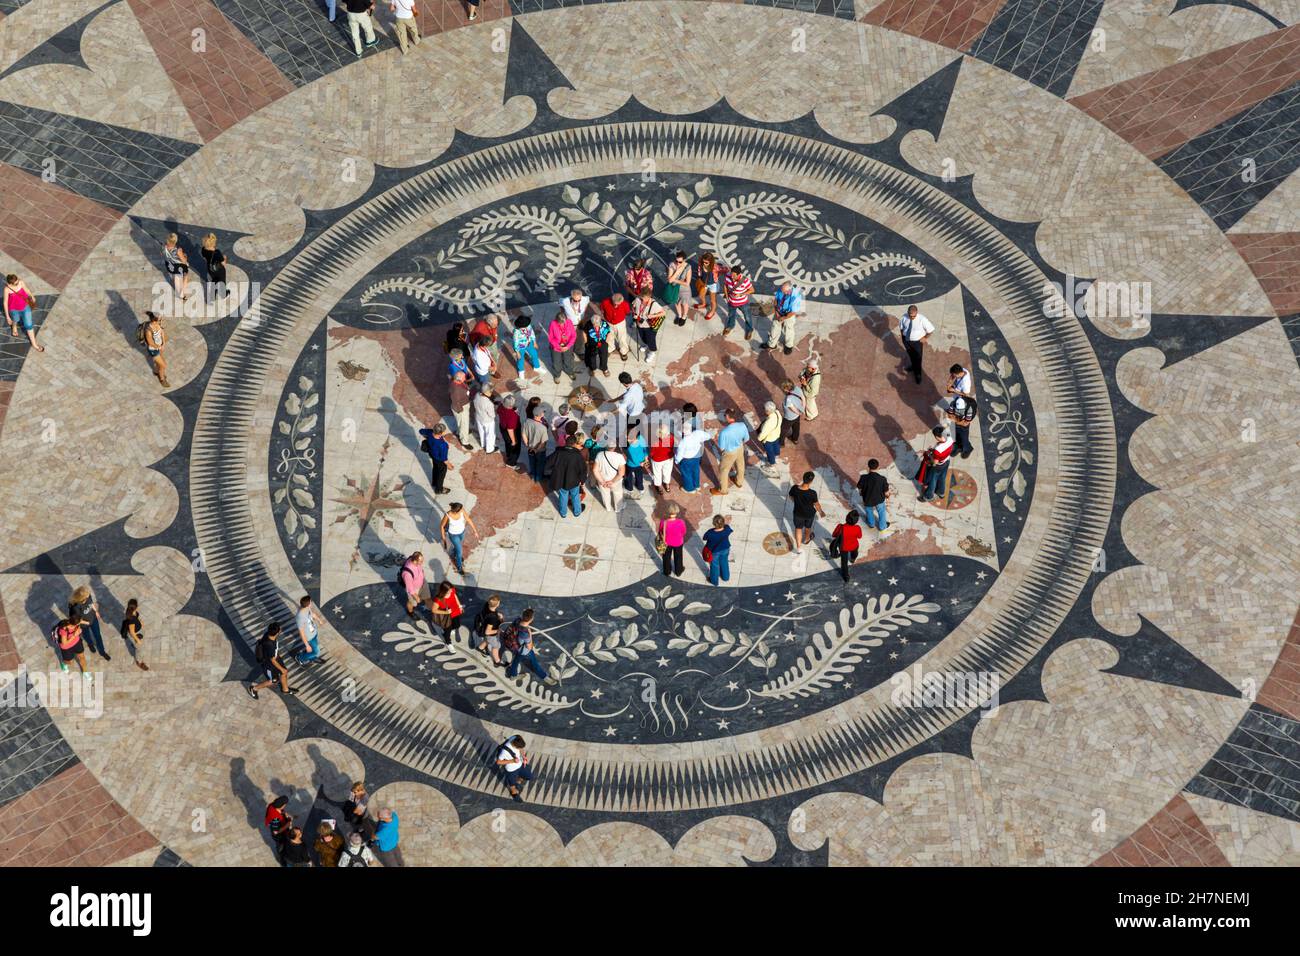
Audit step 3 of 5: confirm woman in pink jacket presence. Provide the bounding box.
[547,309,578,382]
[399,552,427,618]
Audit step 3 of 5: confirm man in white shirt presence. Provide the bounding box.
[295,595,324,664]
[945,362,973,414]
[674,414,711,493]
[561,288,591,326]
[605,371,645,433]
[899,305,935,385]
[390,0,420,53]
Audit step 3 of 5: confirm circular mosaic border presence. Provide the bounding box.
[189,119,1114,811]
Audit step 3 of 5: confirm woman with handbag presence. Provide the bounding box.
[658,504,687,578]
[5,273,42,352]
[648,422,675,494]
[665,251,691,325]
[702,514,733,586]
[693,251,721,320]
[428,581,463,642]
[633,290,666,364]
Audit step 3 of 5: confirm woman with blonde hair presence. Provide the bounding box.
[4,273,42,351]
[200,232,229,298]
[657,503,687,578]
[162,233,192,300]
[69,585,109,661]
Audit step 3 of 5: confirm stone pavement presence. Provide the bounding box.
[0,0,1297,867]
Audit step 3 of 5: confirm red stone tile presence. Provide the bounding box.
[0,763,158,867]
[1229,233,1300,317]
[127,0,295,143]
[1070,24,1300,159]
[0,164,122,291]
[1256,605,1300,721]
[1092,794,1230,866]
[863,0,1009,53]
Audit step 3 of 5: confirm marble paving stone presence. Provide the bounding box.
[1091,793,1230,867]
[968,0,1105,97]
[1228,231,1300,316]
[862,0,1008,51]
[128,0,296,142]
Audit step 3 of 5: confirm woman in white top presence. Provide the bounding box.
[162,233,193,301]
[439,502,479,574]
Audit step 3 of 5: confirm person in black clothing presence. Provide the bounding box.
[550,442,588,518]
[200,233,229,298]
[856,458,893,535]
[445,321,469,357]
[247,623,296,700]
[787,471,825,554]
[280,827,313,867]
[418,422,452,494]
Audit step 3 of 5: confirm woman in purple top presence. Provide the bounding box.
[658,503,687,578]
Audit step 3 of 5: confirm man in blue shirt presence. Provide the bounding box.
[764,281,805,354]
[417,423,451,494]
[711,409,750,496]
[373,808,403,867]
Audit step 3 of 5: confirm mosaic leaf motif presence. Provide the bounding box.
[756,594,940,700]
[979,339,1033,514]
[354,179,932,315]
[273,379,319,554]
[381,620,576,714]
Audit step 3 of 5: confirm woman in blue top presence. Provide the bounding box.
[702,514,733,585]
[623,427,649,498]
[511,315,542,378]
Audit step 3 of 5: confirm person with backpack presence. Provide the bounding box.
[337,830,376,867]
[918,425,955,502]
[503,609,554,684]
[549,438,587,518]
[496,734,533,803]
[120,598,148,672]
[417,423,451,494]
[399,552,427,618]
[138,311,169,388]
[247,623,296,699]
[52,617,90,679]
[474,594,505,667]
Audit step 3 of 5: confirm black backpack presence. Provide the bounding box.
[340,844,368,867]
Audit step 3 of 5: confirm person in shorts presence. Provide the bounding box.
[474,594,505,667]
[53,617,90,678]
[788,471,825,554]
[247,622,296,699]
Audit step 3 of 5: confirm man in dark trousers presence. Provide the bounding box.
[898,305,935,385]
[549,439,588,518]
[418,423,452,494]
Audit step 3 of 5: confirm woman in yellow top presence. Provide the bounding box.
[756,400,783,474]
